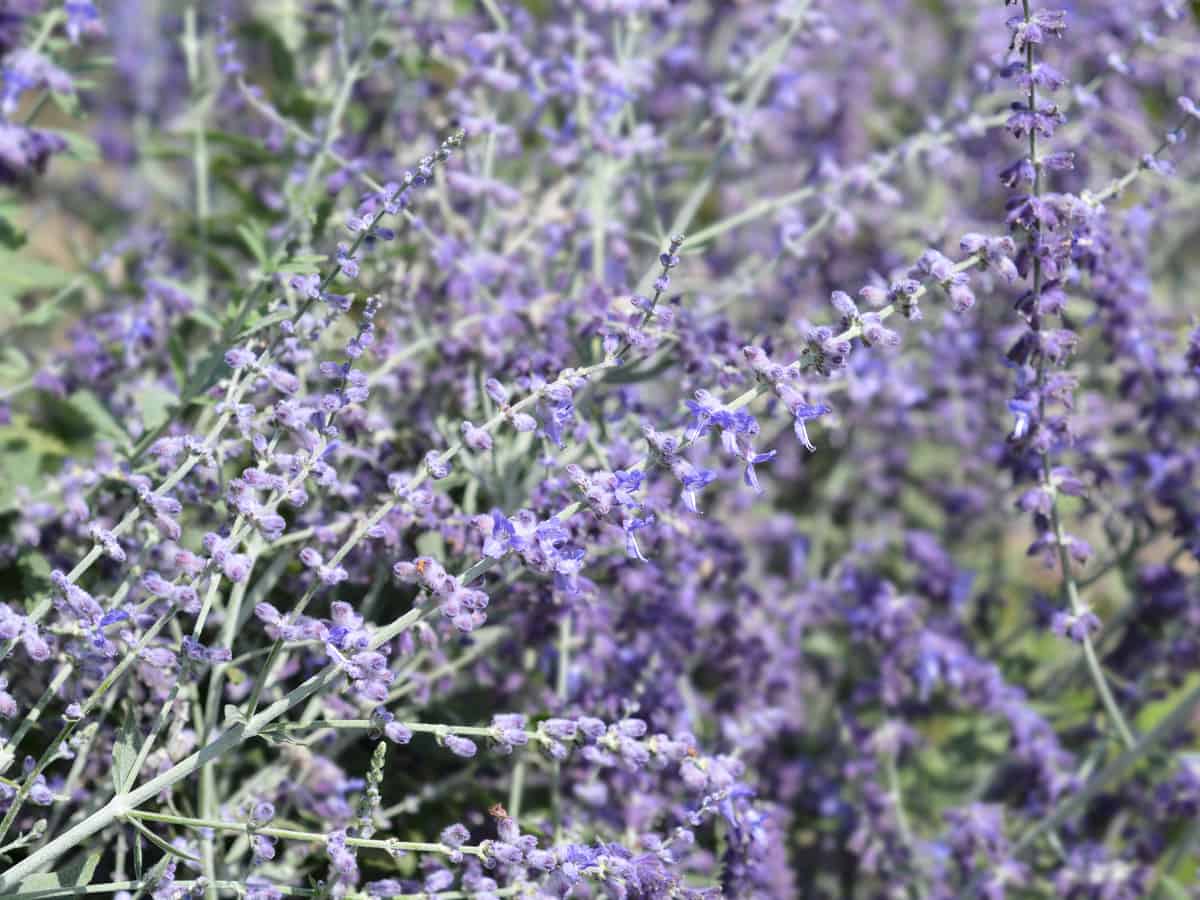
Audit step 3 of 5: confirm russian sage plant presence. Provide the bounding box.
[0,0,1198,898]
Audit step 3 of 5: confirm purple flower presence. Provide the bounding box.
[2,51,74,116]
[251,801,275,825]
[741,449,776,493]
[384,721,413,745]
[64,2,104,43]
[443,734,477,758]
[225,348,256,369]
[461,420,493,451]
[423,451,451,480]
[671,461,717,514]
[622,514,655,561]
[222,554,252,583]
[1050,608,1101,643]
[790,402,832,452]
[477,510,522,558]
[326,829,357,877]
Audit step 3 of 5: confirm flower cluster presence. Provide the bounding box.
[391,556,492,633]
[0,2,1196,898]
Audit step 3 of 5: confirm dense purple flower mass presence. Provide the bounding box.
[0,1,1198,897]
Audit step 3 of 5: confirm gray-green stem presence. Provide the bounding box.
[1019,0,1136,752]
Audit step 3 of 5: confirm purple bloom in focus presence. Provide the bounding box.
[1050,607,1101,643]
[791,402,832,452]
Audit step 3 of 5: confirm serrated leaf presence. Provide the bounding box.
[15,850,101,893]
[111,705,140,794]
[134,384,178,433]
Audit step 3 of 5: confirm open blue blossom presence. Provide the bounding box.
[1050,607,1102,643]
[671,460,718,514]
[64,2,105,43]
[789,401,832,452]
[622,514,655,561]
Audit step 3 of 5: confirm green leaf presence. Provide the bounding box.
[204,129,276,159]
[68,390,131,450]
[0,415,71,510]
[1137,674,1200,733]
[604,355,676,384]
[0,346,30,384]
[135,385,178,433]
[179,341,230,407]
[169,93,216,134]
[43,129,101,163]
[167,333,189,389]
[127,818,201,863]
[142,847,171,887]
[133,825,144,878]
[241,20,297,83]
[17,551,52,587]
[236,309,292,341]
[0,417,66,458]
[146,275,199,309]
[237,222,269,268]
[111,705,141,794]
[0,251,73,302]
[0,212,25,250]
[16,278,84,328]
[272,255,328,275]
[311,195,334,237]
[415,530,446,560]
[139,139,188,161]
[14,850,101,893]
